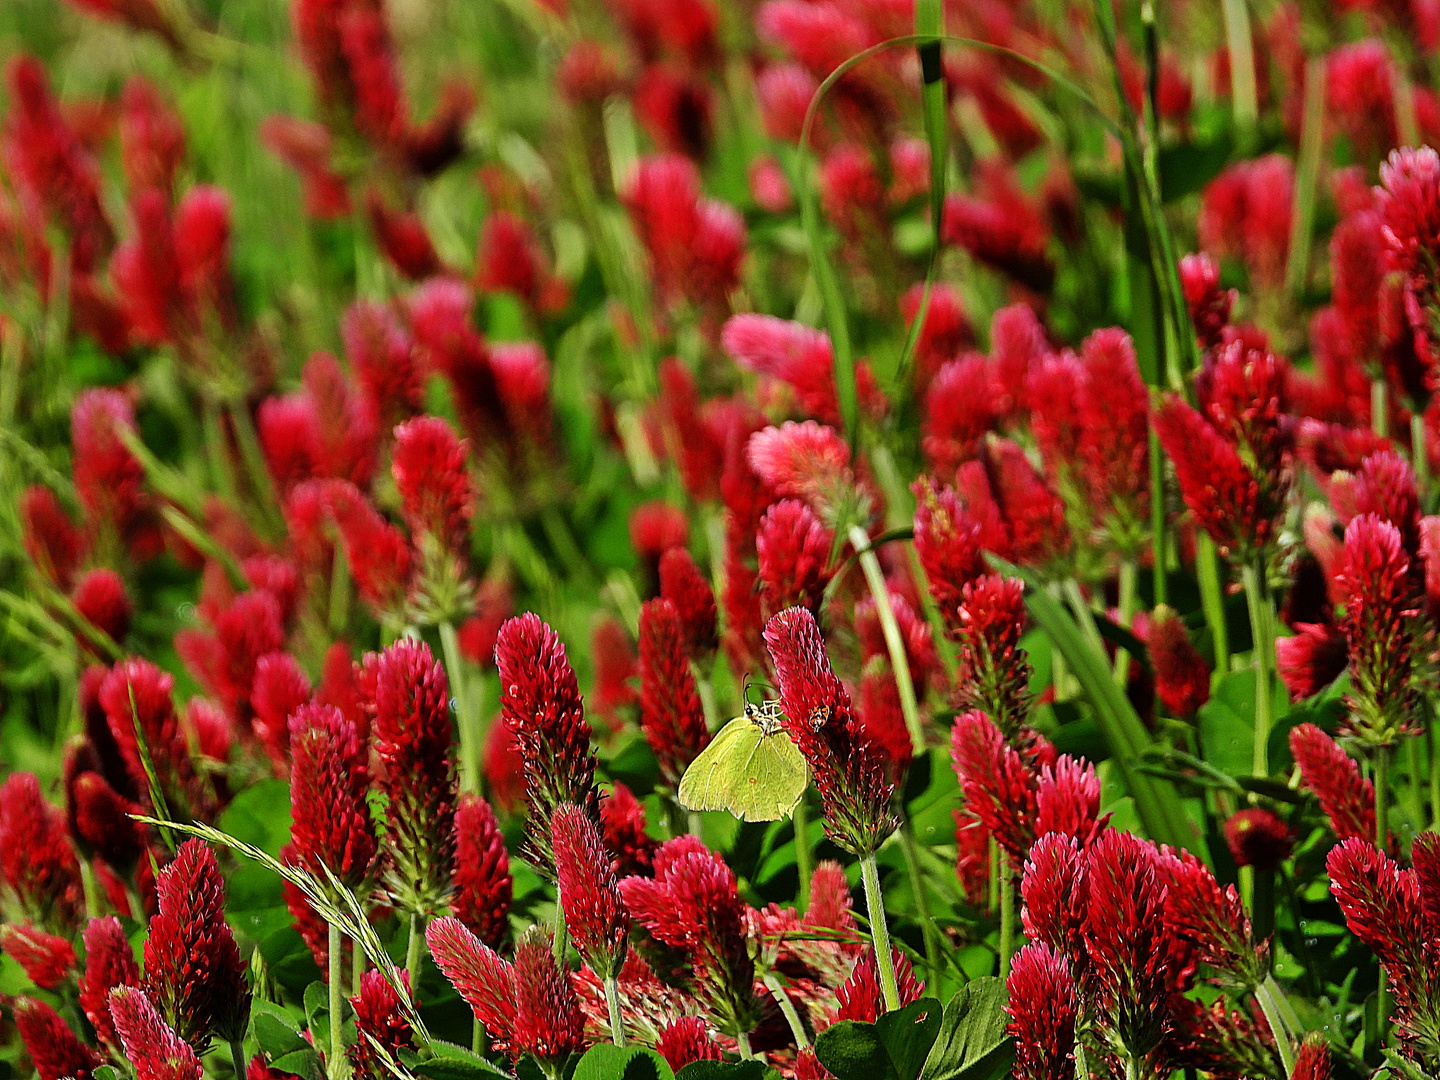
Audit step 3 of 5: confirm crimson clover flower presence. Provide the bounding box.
[638,597,711,789]
[109,986,202,1080]
[1006,942,1077,1080]
[80,915,140,1054]
[552,801,630,978]
[14,997,102,1080]
[349,970,416,1080]
[393,415,475,624]
[451,793,513,950]
[953,574,1032,734]
[1289,724,1378,845]
[654,1017,722,1072]
[0,923,76,990]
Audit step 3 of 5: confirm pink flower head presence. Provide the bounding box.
[1289,723,1378,845]
[71,388,149,552]
[763,607,897,854]
[1336,514,1420,744]
[495,614,600,868]
[552,801,631,977]
[1199,155,1293,290]
[1075,327,1150,536]
[1275,622,1349,702]
[638,597,710,788]
[619,836,763,1037]
[756,63,819,142]
[393,415,473,556]
[833,946,924,1023]
[366,192,444,280]
[0,772,83,926]
[1020,833,1087,961]
[175,589,286,728]
[655,1016,722,1072]
[951,710,1036,863]
[14,997,102,1080]
[251,651,311,773]
[721,313,882,426]
[1223,808,1293,871]
[80,915,140,1052]
[1162,849,1264,988]
[451,794,512,950]
[903,282,975,393]
[630,501,689,588]
[1006,942,1076,1080]
[477,210,568,315]
[1327,41,1400,163]
[343,299,423,425]
[600,784,659,878]
[1144,607,1211,718]
[109,986,201,1080]
[142,839,250,1047]
[1,923,76,989]
[756,499,837,616]
[349,970,415,1080]
[1178,253,1234,350]
[325,481,412,622]
[747,420,867,525]
[118,76,183,195]
[371,639,457,913]
[953,574,1031,732]
[71,568,132,649]
[940,163,1054,292]
[957,438,1069,567]
[427,916,516,1054]
[923,354,1002,473]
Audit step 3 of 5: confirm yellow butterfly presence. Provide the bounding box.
[677,697,809,822]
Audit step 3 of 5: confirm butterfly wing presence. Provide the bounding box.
[732,726,810,822]
[677,716,760,813]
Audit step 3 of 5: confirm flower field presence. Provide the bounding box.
[6,0,1440,1078]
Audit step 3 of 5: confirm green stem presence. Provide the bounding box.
[554,894,569,964]
[762,973,810,1049]
[603,974,626,1046]
[1196,534,1230,675]
[897,817,944,989]
[735,1031,754,1061]
[1253,981,1296,1077]
[1413,412,1431,502]
[472,1018,482,1055]
[231,1038,248,1080]
[850,525,925,754]
[688,811,705,838]
[793,796,813,910]
[405,913,424,991]
[998,864,1015,980]
[352,934,365,996]
[1112,559,1139,685]
[1373,379,1390,438]
[1430,726,1440,830]
[1124,1048,1141,1080]
[438,620,479,794]
[1149,429,1168,607]
[859,852,902,1012]
[1241,561,1274,777]
[1220,0,1257,129]
[1252,867,1275,948]
[329,922,345,1077]
[1285,56,1327,299]
[1407,736,1426,833]
[1376,744,1391,1036]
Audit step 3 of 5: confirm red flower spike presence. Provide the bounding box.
[721,313,884,426]
[629,502,689,586]
[1,923,77,989]
[1178,253,1234,350]
[451,794,512,950]
[71,388,149,551]
[1006,942,1077,1080]
[1325,837,1431,1018]
[855,589,938,702]
[1145,607,1210,718]
[348,970,415,1080]
[589,618,638,734]
[72,567,131,650]
[175,185,236,330]
[513,926,587,1063]
[953,574,1031,733]
[343,299,423,425]
[639,598,711,788]
[1161,849,1264,988]
[1076,327,1150,533]
[658,548,717,660]
[1035,757,1106,848]
[834,946,924,1023]
[70,768,143,868]
[1292,1033,1331,1080]
[1275,622,1349,702]
[951,711,1037,863]
[0,770,84,926]
[80,915,140,1053]
[553,802,631,977]
[483,722,526,816]
[142,838,250,1047]
[756,499,836,616]
[762,607,897,855]
[1152,395,1267,561]
[325,481,412,621]
[1289,723,1377,844]
[109,986,202,1080]
[619,836,763,1036]
[371,639,457,914]
[1336,514,1420,745]
[288,702,377,889]
[805,860,857,937]
[923,354,1002,473]
[961,439,1069,567]
[392,416,474,558]
[599,783,659,878]
[427,917,515,1054]
[1198,155,1293,290]
[940,164,1055,292]
[747,420,865,525]
[903,282,975,395]
[1020,833,1087,960]
[495,613,600,869]
[633,63,716,161]
[1223,808,1293,871]
[21,485,85,590]
[14,997,102,1080]
[654,1017,722,1072]
[912,477,989,627]
[251,652,312,774]
[366,193,444,280]
[655,358,724,503]
[175,590,286,728]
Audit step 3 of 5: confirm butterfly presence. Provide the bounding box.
[677,696,809,822]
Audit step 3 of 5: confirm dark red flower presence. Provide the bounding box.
[721,313,884,426]
[1006,942,1076,1080]
[325,481,412,621]
[495,614,600,868]
[763,607,896,854]
[71,769,145,869]
[655,1016,722,1072]
[142,839,250,1047]
[553,801,630,977]
[923,354,1001,473]
[951,711,1037,863]
[288,700,377,890]
[70,568,131,648]
[427,916,515,1054]
[513,926,587,1062]
[1292,1033,1331,1080]
[1275,622,1349,701]
[393,415,473,558]
[250,651,312,774]
[940,162,1054,292]
[1153,396,1267,561]
[1289,723,1377,844]
[80,915,140,1053]
[1,923,77,989]
[71,388,150,553]
[599,783,659,878]
[13,997,102,1080]
[109,986,201,1080]
[912,477,990,625]
[1178,253,1234,350]
[630,502,689,587]
[1199,155,1293,290]
[451,794,512,950]
[953,574,1031,733]
[1144,607,1211,718]
[0,771,84,926]
[1223,808,1293,871]
[175,590,286,728]
[366,192,444,280]
[833,946,924,1023]
[1020,832,1087,962]
[349,970,415,1080]
[1161,849,1263,987]
[21,485,85,590]
[658,547,717,660]
[756,499,836,615]
[639,597,711,788]
[371,639,457,914]
[342,299,423,425]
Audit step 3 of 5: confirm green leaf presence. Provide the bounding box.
[814,999,943,1080]
[676,1061,783,1080]
[917,979,1013,1080]
[1198,669,1290,781]
[93,1067,122,1080]
[269,1049,322,1080]
[252,1003,309,1058]
[571,1044,676,1080]
[217,778,294,857]
[414,1042,513,1080]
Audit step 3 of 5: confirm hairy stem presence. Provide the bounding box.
[736,1031,754,1061]
[998,864,1015,980]
[1373,379,1389,438]
[850,525,925,754]
[1196,534,1230,674]
[793,796,813,910]
[439,620,479,794]
[1241,561,1274,777]
[604,974,627,1046]
[859,852,902,1012]
[231,1038,248,1080]
[1413,412,1431,498]
[762,973,810,1049]
[405,913,424,991]
[898,817,943,989]
[329,922,345,1078]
